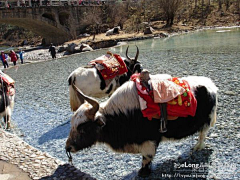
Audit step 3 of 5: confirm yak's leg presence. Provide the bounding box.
[193,125,209,151]
[138,155,153,177]
[138,141,156,177]
[4,114,11,129]
[194,102,217,151]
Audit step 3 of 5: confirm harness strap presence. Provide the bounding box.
[159,103,167,133]
[66,150,73,165]
[139,69,168,133]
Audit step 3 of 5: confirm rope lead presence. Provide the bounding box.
[66,150,73,165]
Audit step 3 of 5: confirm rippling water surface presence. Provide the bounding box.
[5,28,240,179]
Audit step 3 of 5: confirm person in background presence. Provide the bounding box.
[9,50,18,66]
[49,43,56,59]
[0,51,9,68]
[19,50,24,64]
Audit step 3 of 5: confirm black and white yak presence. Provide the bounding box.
[66,74,218,177]
[0,72,15,129]
[105,26,120,36]
[68,46,142,111]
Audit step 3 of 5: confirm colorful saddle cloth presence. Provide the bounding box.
[90,52,128,80]
[0,71,15,96]
[131,74,197,120]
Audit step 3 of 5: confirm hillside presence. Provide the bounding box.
[0,24,42,47]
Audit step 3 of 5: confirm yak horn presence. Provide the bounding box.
[126,46,139,61]
[125,46,130,60]
[135,45,139,61]
[72,84,99,118]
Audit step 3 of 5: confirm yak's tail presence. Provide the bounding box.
[68,75,82,111]
[210,94,218,127]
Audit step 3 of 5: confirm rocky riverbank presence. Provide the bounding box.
[0,129,95,180]
[1,26,239,180]
[9,24,239,66]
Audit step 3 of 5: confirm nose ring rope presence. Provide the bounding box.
[66,150,73,165]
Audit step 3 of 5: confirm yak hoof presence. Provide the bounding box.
[6,122,11,129]
[138,166,151,177]
[193,142,206,151]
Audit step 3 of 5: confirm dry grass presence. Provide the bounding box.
[65,23,195,45]
[65,32,145,45]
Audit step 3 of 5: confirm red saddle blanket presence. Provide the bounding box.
[131,74,197,120]
[90,53,128,80]
[0,71,15,96]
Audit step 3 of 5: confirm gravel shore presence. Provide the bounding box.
[0,129,96,180]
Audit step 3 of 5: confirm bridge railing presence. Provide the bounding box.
[0,0,120,8]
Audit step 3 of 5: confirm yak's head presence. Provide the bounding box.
[125,46,142,74]
[66,84,103,153]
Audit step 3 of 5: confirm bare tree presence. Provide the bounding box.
[130,2,144,32]
[158,0,183,27]
[82,7,103,41]
[208,0,211,6]
[225,0,230,10]
[201,0,204,23]
[234,0,240,20]
[218,0,222,10]
[142,0,156,24]
[114,1,144,32]
[195,0,198,8]
[106,3,129,29]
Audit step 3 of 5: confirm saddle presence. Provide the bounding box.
[131,70,197,133]
[85,52,128,88]
[0,71,15,96]
[89,52,128,80]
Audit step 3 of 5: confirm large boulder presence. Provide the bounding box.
[58,45,67,53]
[159,32,168,38]
[144,26,154,35]
[79,43,93,52]
[21,40,28,46]
[66,43,77,53]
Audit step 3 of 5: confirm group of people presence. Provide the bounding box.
[0,43,57,69]
[0,50,24,69]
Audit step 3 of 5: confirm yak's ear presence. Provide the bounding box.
[94,117,106,128]
[85,110,96,121]
[72,83,99,118]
